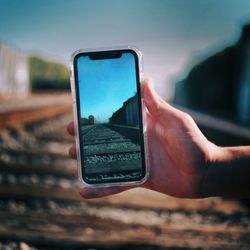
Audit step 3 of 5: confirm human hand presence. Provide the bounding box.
[67,79,220,198]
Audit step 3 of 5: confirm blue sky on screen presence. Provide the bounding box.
[77,52,136,122]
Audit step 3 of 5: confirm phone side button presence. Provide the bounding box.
[71,89,76,102]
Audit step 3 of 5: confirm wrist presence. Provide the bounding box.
[201,145,232,198]
[201,145,250,198]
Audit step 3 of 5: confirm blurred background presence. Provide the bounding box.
[0,0,250,249]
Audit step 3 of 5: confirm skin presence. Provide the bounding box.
[67,80,250,199]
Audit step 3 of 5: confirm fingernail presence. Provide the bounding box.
[80,187,98,199]
[80,188,90,198]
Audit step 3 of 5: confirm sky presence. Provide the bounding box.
[77,52,137,122]
[1,0,250,99]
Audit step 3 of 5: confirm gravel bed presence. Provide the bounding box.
[0,149,74,168]
[1,198,250,228]
[0,172,78,188]
[29,113,72,138]
[83,136,123,143]
[84,152,141,164]
[84,141,139,154]
[84,125,122,138]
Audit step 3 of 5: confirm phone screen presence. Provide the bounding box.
[73,49,146,185]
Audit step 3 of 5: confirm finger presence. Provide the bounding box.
[145,108,156,131]
[67,121,75,136]
[142,79,179,124]
[69,144,77,159]
[80,186,132,199]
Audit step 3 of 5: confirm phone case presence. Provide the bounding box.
[70,46,149,188]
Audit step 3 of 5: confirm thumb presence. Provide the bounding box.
[142,79,176,124]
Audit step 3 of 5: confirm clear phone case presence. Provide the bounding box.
[70,46,149,188]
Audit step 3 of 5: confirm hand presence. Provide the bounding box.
[68,79,221,199]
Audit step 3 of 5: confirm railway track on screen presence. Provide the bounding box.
[81,124,142,179]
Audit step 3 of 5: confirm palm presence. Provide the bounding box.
[144,110,211,198]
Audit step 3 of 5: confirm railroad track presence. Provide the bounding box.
[0,105,72,132]
[0,102,250,249]
[81,124,142,179]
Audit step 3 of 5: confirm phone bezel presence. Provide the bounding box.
[71,47,149,187]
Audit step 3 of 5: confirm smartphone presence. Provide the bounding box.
[70,47,149,187]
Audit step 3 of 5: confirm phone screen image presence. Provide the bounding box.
[73,49,146,185]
